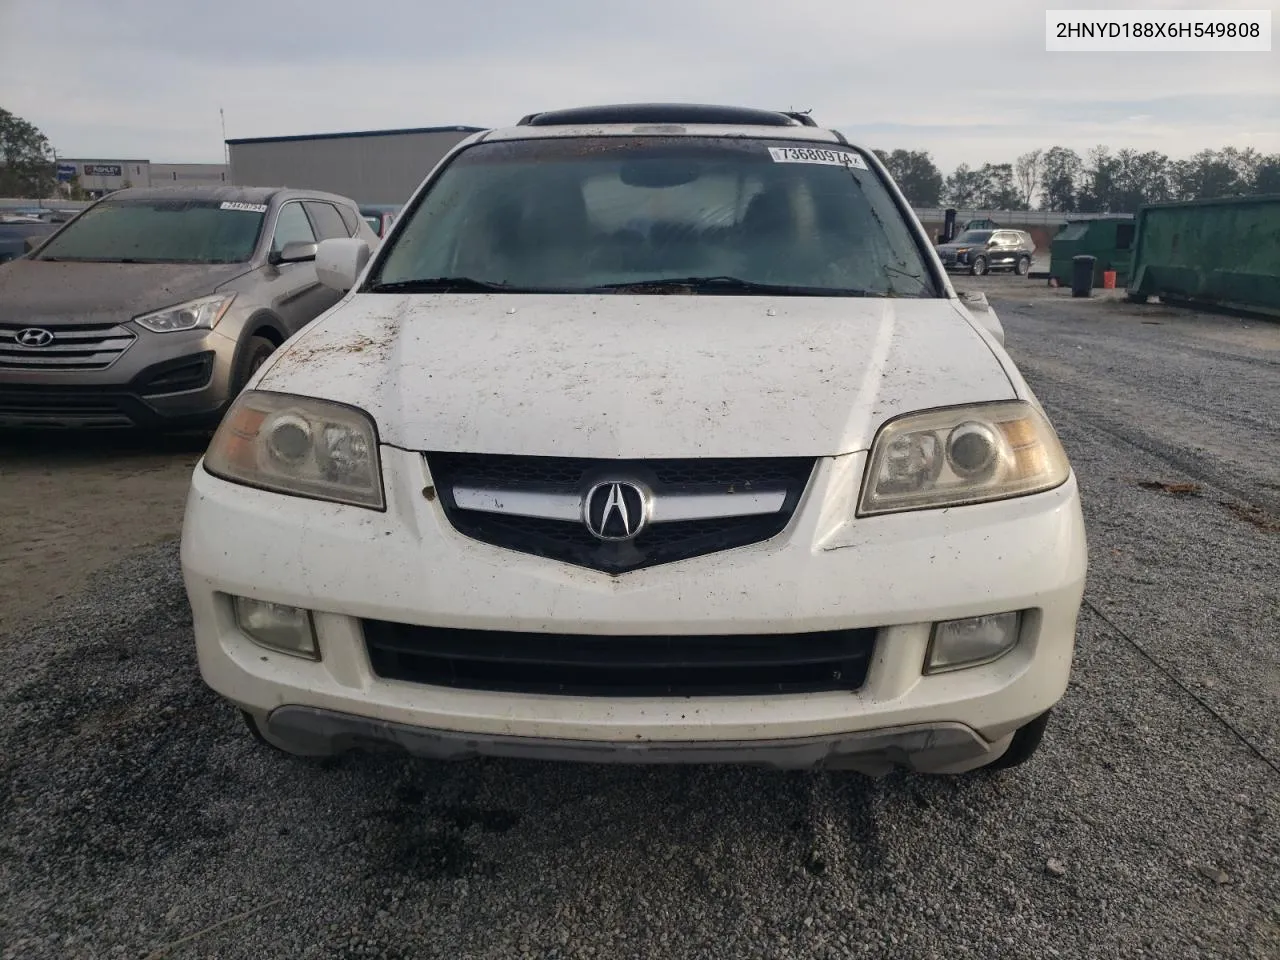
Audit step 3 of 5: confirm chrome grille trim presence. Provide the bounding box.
[451,484,787,523]
[0,323,137,371]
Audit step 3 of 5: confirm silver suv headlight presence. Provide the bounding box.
[858,401,1070,516]
[133,293,236,333]
[204,390,385,510]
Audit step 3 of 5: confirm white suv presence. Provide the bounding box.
[181,103,1087,776]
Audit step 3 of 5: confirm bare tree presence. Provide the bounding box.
[1014,149,1043,210]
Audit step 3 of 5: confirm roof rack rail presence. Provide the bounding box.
[515,103,811,128]
[782,111,819,127]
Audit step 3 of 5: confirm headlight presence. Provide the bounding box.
[204,390,385,509]
[858,401,1070,516]
[134,293,235,333]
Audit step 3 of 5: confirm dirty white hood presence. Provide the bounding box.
[257,294,1015,459]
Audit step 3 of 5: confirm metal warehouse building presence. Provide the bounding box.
[226,125,485,205]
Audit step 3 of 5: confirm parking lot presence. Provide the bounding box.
[1,275,1277,959]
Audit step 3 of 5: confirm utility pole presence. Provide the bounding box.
[220,108,230,166]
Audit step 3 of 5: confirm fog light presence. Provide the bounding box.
[233,596,318,659]
[926,612,1021,674]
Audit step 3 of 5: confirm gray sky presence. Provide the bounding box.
[2,0,1276,171]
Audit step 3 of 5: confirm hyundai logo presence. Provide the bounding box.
[583,480,649,541]
[16,327,55,348]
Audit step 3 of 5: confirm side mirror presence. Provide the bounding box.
[957,290,1005,345]
[315,237,371,292]
[269,240,318,265]
[24,236,42,254]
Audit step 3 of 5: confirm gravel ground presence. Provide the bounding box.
[1,283,1277,959]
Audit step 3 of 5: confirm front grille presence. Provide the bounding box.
[363,619,875,696]
[0,322,137,371]
[427,453,816,574]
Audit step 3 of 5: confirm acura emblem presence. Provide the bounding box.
[16,327,55,347]
[583,481,649,541]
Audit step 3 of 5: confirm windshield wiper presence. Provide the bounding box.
[366,277,527,293]
[36,257,153,264]
[587,276,878,297]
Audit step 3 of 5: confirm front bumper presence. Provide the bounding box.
[182,447,1088,771]
[0,326,238,429]
[258,708,1011,775]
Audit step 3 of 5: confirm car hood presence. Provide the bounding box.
[256,294,1016,459]
[0,259,250,325]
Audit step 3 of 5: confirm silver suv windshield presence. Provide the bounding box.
[369,137,938,297]
[35,197,266,264]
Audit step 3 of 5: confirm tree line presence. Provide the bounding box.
[875,146,1280,212]
[5,104,1280,211]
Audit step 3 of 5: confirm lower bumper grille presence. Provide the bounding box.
[0,391,135,427]
[0,351,218,428]
[362,619,876,696]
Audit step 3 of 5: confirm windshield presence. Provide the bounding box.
[35,197,266,263]
[370,137,937,297]
[953,230,992,244]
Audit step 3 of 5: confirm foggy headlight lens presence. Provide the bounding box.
[858,401,1070,515]
[232,596,318,658]
[946,422,999,479]
[204,390,385,509]
[926,612,1021,673]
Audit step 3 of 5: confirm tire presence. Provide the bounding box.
[1014,256,1031,276]
[240,709,332,759]
[970,256,988,277]
[983,710,1052,771]
[242,709,280,750]
[232,334,277,396]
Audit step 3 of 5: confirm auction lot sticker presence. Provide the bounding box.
[768,147,868,169]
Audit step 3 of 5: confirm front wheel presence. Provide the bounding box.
[231,335,277,397]
[970,256,988,277]
[983,710,1052,771]
[1015,256,1031,276]
[240,710,332,759]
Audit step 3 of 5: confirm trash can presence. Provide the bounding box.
[1071,255,1096,298]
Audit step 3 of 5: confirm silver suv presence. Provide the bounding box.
[0,186,378,429]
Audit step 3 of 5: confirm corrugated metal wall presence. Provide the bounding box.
[149,163,229,187]
[228,130,479,204]
[1128,194,1280,318]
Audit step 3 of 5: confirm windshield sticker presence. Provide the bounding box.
[767,147,867,169]
[219,201,268,213]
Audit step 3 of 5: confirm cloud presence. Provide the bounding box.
[1,0,1276,169]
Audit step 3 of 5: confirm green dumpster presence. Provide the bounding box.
[1126,194,1280,319]
[1048,216,1135,287]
